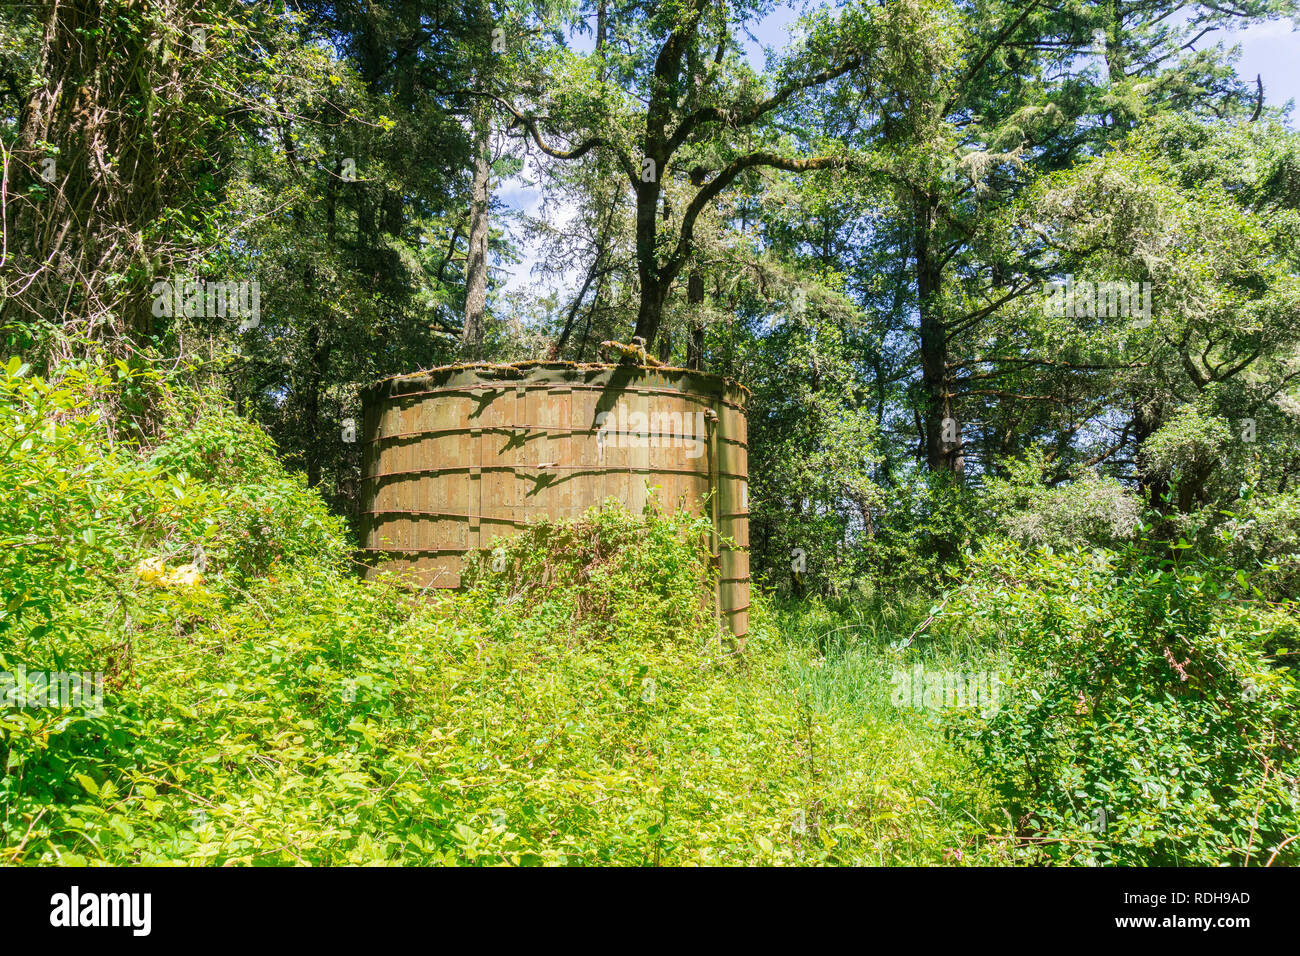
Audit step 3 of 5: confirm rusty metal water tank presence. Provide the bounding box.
[358,361,750,639]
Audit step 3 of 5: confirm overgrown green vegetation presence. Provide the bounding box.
[4,364,1295,865]
[946,542,1299,865]
[1,365,1005,864]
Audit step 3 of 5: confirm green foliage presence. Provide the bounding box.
[0,357,180,640]
[1,365,1001,865]
[461,500,718,645]
[1,0,287,355]
[1216,486,1300,601]
[7,0,1300,869]
[744,337,891,596]
[145,390,351,584]
[8,362,1296,867]
[858,472,994,591]
[1139,405,1234,488]
[945,540,1300,865]
[984,450,1141,551]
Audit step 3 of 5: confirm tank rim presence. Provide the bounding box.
[362,359,750,398]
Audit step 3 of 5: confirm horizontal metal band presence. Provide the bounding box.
[362,465,746,482]
[360,542,748,563]
[360,512,747,528]
[371,381,747,412]
[368,578,460,589]
[360,509,528,525]
[359,546,481,555]
[362,509,749,524]
[365,423,747,448]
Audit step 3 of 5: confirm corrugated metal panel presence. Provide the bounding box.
[358,361,751,640]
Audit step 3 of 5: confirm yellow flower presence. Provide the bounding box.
[163,563,204,588]
[135,557,167,583]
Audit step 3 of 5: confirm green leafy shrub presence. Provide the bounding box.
[1214,486,1300,601]
[860,473,994,592]
[984,450,1140,551]
[0,357,174,642]
[1,358,369,862]
[145,389,351,584]
[459,499,718,645]
[945,540,1300,865]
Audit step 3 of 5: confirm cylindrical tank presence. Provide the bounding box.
[358,361,750,639]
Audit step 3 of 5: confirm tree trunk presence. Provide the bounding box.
[632,172,665,346]
[634,283,664,347]
[686,269,705,370]
[462,101,491,355]
[914,197,963,476]
[597,0,607,65]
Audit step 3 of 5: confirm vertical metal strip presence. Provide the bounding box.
[516,383,526,534]
[707,404,722,636]
[469,390,482,556]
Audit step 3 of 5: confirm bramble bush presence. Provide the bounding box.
[944,539,1300,865]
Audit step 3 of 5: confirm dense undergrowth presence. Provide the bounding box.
[0,360,999,864]
[2,360,1296,865]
